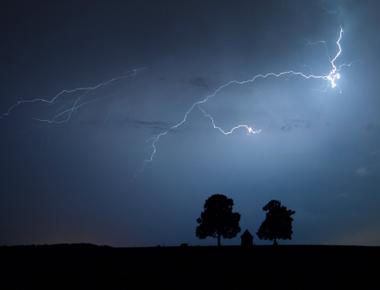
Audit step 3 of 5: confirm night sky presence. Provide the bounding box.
[1,0,380,246]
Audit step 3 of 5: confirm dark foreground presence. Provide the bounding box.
[1,244,379,289]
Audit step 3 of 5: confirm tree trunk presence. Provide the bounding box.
[217,234,221,247]
[273,238,278,246]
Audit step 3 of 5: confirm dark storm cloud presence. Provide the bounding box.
[320,0,341,15]
[78,115,172,132]
[187,77,210,90]
[124,117,171,131]
[280,119,312,132]
[365,122,380,132]
[1,0,380,247]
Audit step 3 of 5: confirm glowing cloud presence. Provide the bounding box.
[143,27,350,169]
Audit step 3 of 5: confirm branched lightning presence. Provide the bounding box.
[33,95,99,125]
[143,27,349,167]
[198,106,262,135]
[1,67,146,123]
[0,26,351,177]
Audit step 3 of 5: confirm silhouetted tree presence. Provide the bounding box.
[196,194,241,246]
[257,200,295,246]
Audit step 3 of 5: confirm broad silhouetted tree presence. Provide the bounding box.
[257,200,295,246]
[196,194,241,246]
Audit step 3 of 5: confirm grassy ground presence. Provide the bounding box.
[1,244,379,289]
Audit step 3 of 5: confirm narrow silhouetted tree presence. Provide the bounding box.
[196,194,241,246]
[257,200,295,246]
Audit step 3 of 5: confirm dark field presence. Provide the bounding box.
[1,244,379,289]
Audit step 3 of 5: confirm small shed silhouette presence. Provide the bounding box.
[240,230,253,247]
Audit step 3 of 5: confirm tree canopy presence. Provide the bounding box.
[257,200,295,245]
[196,194,241,246]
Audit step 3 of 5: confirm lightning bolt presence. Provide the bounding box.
[143,27,349,168]
[326,27,343,89]
[198,106,262,135]
[1,67,146,123]
[0,27,350,177]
